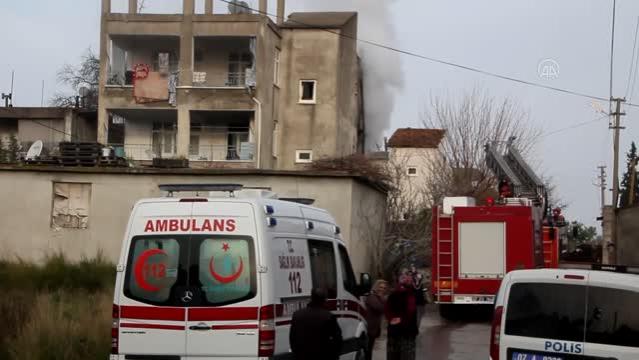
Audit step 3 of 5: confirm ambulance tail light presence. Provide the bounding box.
[258,305,276,357]
[490,306,503,360]
[111,304,120,355]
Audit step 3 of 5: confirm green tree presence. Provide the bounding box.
[619,141,639,208]
[570,221,597,244]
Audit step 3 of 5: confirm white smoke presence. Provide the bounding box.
[293,1,404,150]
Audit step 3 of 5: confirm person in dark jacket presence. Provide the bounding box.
[410,266,427,329]
[290,288,342,360]
[365,279,388,360]
[385,274,418,360]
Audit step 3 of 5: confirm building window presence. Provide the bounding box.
[272,122,280,158]
[295,150,313,163]
[152,121,177,156]
[407,166,418,176]
[51,182,91,229]
[274,49,281,86]
[299,80,317,104]
[228,53,252,86]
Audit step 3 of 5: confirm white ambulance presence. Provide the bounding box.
[111,184,372,360]
[490,265,639,360]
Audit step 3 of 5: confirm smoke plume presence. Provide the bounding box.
[295,0,404,150]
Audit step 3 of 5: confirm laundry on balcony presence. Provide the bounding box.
[168,72,178,106]
[133,64,169,103]
[158,53,170,75]
[193,72,207,86]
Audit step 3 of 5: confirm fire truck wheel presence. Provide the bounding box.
[438,304,458,321]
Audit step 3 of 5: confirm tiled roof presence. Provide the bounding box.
[387,128,445,148]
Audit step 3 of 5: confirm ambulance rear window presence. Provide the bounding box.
[198,238,255,305]
[125,237,182,305]
[123,235,255,307]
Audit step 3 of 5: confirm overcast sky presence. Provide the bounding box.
[1,0,639,228]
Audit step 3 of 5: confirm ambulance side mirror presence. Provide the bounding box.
[359,273,372,294]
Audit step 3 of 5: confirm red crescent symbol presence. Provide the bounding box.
[134,249,167,292]
[208,257,244,284]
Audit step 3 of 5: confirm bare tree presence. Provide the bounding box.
[421,88,541,205]
[138,0,147,13]
[50,48,99,109]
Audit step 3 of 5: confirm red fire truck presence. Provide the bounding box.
[431,141,564,317]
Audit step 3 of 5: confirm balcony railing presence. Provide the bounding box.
[106,144,165,161]
[189,143,255,162]
[106,143,255,162]
[192,71,248,88]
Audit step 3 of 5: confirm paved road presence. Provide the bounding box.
[372,305,491,360]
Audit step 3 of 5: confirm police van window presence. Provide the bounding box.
[197,237,256,306]
[586,286,639,348]
[124,237,183,305]
[505,283,586,342]
[308,240,337,298]
[338,245,357,296]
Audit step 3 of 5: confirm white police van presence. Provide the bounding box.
[111,184,372,360]
[490,265,639,360]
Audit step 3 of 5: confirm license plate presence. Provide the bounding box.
[512,352,564,360]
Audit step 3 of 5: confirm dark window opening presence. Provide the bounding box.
[505,283,586,342]
[586,286,639,348]
[300,81,316,102]
[338,245,357,296]
[308,240,337,299]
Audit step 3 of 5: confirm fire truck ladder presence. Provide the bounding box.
[435,210,454,303]
[485,141,547,208]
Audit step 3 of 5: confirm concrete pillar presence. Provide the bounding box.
[183,0,195,15]
[97,108,108,144]
[98,0,110,145]
[259,0,267,15]
[205,0,213,14]
[102,0,111,14]
[179,7,194,86]
[128,0,137,14]
[277,0,285,24]
[64,111,73,142]
[176,107,190,158]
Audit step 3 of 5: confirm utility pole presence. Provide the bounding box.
[597,165,607,215]
[611,98,625,208]
[609,97,625,264]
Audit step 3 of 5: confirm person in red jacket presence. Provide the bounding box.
[385,273,418,360]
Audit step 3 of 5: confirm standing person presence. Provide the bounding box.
[365,279,388,360]
[385,274,418,360]
[411,266,427,330]
[290,288,342,360]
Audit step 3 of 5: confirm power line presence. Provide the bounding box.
[540,114,609,139]
[624,16,639,99]
[610,0,617,104]
[220,0,610,103]
[31,119,75,139]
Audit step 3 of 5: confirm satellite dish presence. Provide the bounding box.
[79,87,90,97]
[228,0,251,14]
[26,140,43,160]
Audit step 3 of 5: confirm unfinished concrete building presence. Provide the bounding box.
[98,0,364,169]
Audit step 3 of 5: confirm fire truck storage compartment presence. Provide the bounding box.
[458,222,505,279]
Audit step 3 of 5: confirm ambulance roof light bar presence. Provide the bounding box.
[159,184,244,197]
